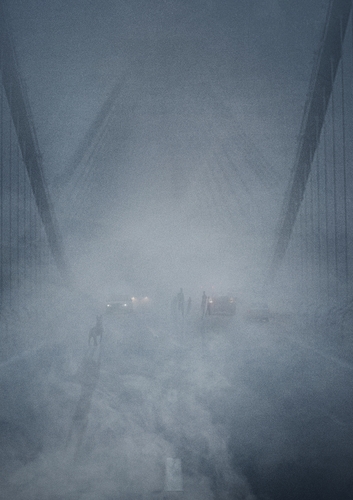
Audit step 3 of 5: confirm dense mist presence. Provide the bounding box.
[1,1,353,499]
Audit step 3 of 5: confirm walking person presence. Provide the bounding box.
[177,288,185,318]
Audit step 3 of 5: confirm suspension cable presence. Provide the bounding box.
[323,89,330,305]
[340,16,349,290]
[28,145,32,292]
[304,173,309,301]
[330,57,339,297]
[23,139,27,298]
[8,82,12,310]
[0,67,3,311]
[315,118,322,287]
[300,207,306,300]
[16,114,20,301]
[310,158,315,296]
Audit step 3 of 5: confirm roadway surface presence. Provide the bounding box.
[1,307,353,499]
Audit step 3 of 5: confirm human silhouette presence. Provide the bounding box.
[177,288,185,318]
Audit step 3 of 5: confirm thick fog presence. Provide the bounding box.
[1,0,353,499]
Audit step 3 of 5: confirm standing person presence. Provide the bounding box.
[177,288,184,318]
[201,291,207,317]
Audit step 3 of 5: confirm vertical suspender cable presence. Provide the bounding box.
[300,211,304,300]
[340,17,349,291]
[315,118,322,287]
[350,9,353,299]
[300,209,305,300]
[22,140,26,299]
[298,210,302,298]
[304,177,309,301]
[310,160,315,296]
[0,68,3,311]
[16,114,20,298]
[8,84,12,310]
[294,214,299,296]
[28,154,32,291]
[323,90,330,305]
[33,184,37,293]
[330,58,339,294]
[38,220,41,296]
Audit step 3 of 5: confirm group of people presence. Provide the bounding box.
[172,289,214,320]
[90,289,213,342]
[91,289,212,342]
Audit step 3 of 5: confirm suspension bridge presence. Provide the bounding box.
[1,1,353,498]
[0,0,352,351]
[0,0,353,350]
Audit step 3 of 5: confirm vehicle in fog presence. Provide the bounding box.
[207,295,236,316]
[131,295,152,311]
[245,302,270,322]
[106,295,134,314]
